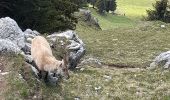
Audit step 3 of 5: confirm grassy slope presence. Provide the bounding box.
[90,0,155,30]
[3,21,170,99]
[3,45,170,100]
[75,21,170,99]
[117,0,155,18]
[3,0,170,99]
[77,21,170,68]
[90,8,136,30]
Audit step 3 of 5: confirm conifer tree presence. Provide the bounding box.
[95,0,116,14]
[0,0,78,33]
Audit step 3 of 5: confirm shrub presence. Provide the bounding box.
[146,0,168,21]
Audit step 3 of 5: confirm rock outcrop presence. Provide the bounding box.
[47,30,85,69]
[0,17,85,85]
[0,17,25,53]
[0,39,21,53]
[79,9,101,29]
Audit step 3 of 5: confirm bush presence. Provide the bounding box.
[95,0,117,14]
[146,0,168,21]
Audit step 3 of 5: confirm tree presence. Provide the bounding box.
[146,0,168,21]
[0,0,79,34]
[96,0,106,14]
[108,0,117,12]
[164,1,170,22]
[72,0,88,8]
[87,0,96,8]
[95,0,116,14]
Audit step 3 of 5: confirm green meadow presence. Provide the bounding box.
[3,0,170,99]
[89,0,155,30]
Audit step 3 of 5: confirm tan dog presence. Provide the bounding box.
[31,36,69,80]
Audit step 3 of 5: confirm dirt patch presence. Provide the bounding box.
[0,56,7,72]
[80,57,141,69]
[0,56,10,99]
[102,62,136,68]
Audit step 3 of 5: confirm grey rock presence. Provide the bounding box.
[149,51,170,69]
[103,75,112,81]
[0,72,9,76]
[94,86,102,91]
[23,54,33,63]
[0,17,25,49]
[24,29,40,39]
[79,9,101,29]
[0,39,21,54]
[74,97,81,100]
[80,57,102,66]
[47,30,85,69]
[24,29,40,36]
[21,43,31,55]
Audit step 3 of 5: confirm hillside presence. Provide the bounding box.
[1,0,170,99]
[117,0,155,18]
[89,0,155,30]
[1,21,170,99]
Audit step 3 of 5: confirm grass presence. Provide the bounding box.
[1,21,170,99]
[3,53,170,99]
[2,0,170,99]
[88,0,155,30]
[90,8,136,30]
[76,21,170,68]
[116,0,155,18]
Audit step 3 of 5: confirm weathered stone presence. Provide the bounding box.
[149,51,170,69]
[0,39,21,54]
[79,9,101,29]
[21,43,31,55]
[80,57,102,67]
[24,29,40,39]
[47,30,85,69]
[0,17,25,49]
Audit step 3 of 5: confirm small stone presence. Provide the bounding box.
[33,95,37,99]
[74,97,80,100]
[18,74,23,79]
[80,68,85,71]
[103,75,112,80]
[94,86,102,91]
[161,25,165,28]
[1,72,9,75]
[112,39,118,41]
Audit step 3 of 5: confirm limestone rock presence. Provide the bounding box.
[24,29,40,39]
[0,39,21,54]
[47,30,85,69]
[0,17,25,49]
[79,9,101,29]
[149,51,170,69]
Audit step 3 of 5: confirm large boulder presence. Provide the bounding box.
[0,17,41,54]
[0,17,59,85]
[0,17,25,49]
[47,30,85,69]
[0,39,21,54]
[0,17,35,63]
